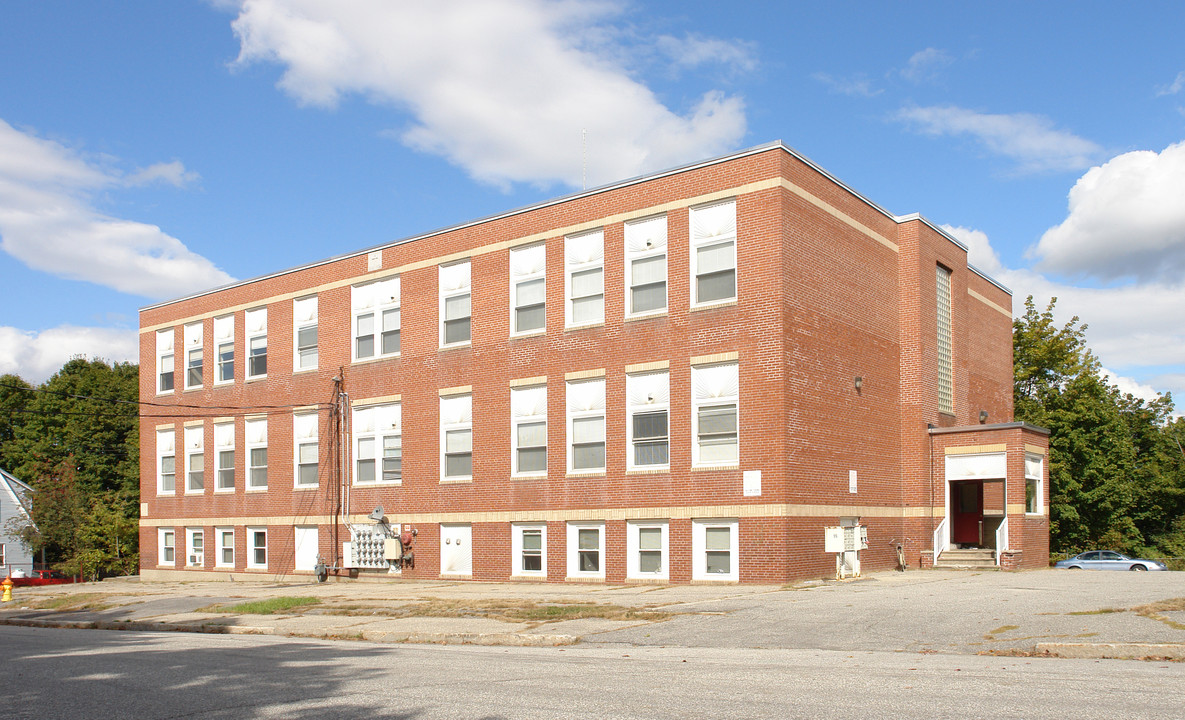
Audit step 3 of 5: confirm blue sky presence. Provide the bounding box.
[2,1,1184,406]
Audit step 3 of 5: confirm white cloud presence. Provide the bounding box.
[813,72,881,98]
[1100,367,1165,404]
[228,0,748,188]
[1155,70,1185,97]
[940,224,1003,276]
[900,48,953,84]
[126,160,201,188]
[0,325,139,385]
[895,105,1102,173]
[656,33,757,73]
[1030,142,1185,282]
[0,119,233,299]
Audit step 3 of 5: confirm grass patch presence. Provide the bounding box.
[316,598,668,624]
[988,624,1020,635]
[23,593,111,612]
[1067,607,1125,616]
[215,596,321,615]
[1133,598,1185,631]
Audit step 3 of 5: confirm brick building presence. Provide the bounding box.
[138,141,1049,584]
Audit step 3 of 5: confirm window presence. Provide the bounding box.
[566,378,606,472]
[512,523,546,577]
[184,425,204,493]
[627,521,668,580]
[157,429,176,494]
[512,385,547,476]
[1025,453,1044,515]
[352,277,401,360]
[510,244,546,335]
[156,329,175,393]
[216,528,234,568]
[566,522,604,579]
[214,421,235,491]
[565,230,604,327]
[245,417,268,490]
[247,527,267,569]
[625,215,667,316]
[440,261,472,346]
[245,307,267,378]
[214,315,234,384]
[627,371,669,469]
[186,528,204,567]
[184,322,203,389]
[692,362,739,466]
[440,394,473,480]
[294,413,319,487]
[690,199,737,305]
[354,403,402,484]
[936,265,953,414]
[294,295,318,371]
[693,519,738,581]
[158,528,175,565]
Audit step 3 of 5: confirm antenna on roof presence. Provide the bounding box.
[582,129,587,190]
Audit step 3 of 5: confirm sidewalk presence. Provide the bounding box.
[3,570,1184,660]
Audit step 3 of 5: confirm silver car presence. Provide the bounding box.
[1054,550,1167,571]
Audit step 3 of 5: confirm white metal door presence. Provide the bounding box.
[294,526,319,572]
[440,524,472,575]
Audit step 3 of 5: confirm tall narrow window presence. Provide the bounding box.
[159,528,175,565]
[214,421,235,491]
[216,528,234,568]
[693,519,738,581]
[512,385,547,476]
[294,413,319,487]
[157,429,176,494]
[565,230,604,327]
[440,261,472,347]
[510,244,546,335]
[156,329,175,393]
[294,295,318,371]
[691,199,737,305]
[936,265,953,414]
[184,322,203,389]
[627,521,669,579]
[513,523,546,576]
[627,371,669,469]
[247,528,267,569]
[692,362,739,466]
[353,403,402,484]
[567,522,604,579]
[184,425,204,493]
[214,315,234,384]
[353,277,401,360]
[186,528,204,567]
[245,307,267,379]
[566,378,606,472]
[440,394,473,480]
[625,215,668,316]
[245,417,268,490]
[1025,453,1044,515]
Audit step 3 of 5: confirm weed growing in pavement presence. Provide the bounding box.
[211,597,321,615]
[1133,598,1185,631]
[23,593,111,611]
[1067,607,1125,615]
[314,598,669,625]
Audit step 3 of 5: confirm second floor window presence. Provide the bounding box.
[510,244,546,334]
[625,215,668,316]
[245,307,267,378]
[353,277,400,360]
[184,322,203,389]
[214,315,234,384]
[565,230,604,327]
[156,329,174,393]
[294,296,318,371]
[627,371,669,469]
[440,261,472,347]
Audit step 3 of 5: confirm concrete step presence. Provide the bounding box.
[935,549,997,569]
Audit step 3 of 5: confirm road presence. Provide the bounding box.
[7,625,1182,719]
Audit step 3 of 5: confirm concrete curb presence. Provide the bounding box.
[1035,642,1185,660]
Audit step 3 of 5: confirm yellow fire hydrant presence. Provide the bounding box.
[1,574,13,603]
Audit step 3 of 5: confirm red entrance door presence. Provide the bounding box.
[951,481,983,546]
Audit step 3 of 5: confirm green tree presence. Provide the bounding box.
[0,373,33,471]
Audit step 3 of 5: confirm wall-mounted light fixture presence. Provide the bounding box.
[854,376,863,392]
[979,410,989,424]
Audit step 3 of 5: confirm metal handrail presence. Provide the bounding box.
[995,516,1009,566]
[933,517,948,561]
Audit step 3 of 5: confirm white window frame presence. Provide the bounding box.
[692,362,740,467]
[213,315,235,385]
[690,199,738,307]
[510,244,547,336]
[627,520,668,580]
[156,429,176,495]
[184,425,204,494]
[186,528,204,568]
[294,412,319,488]
[565,229,604,328]
[1025,453,1044,515]
[352,277,401,361]
[692,519,738,581]
[158,528,175,565]
[566,378,606,473]
[440,261,472,348]
[156,328,175,394]
[213,421,235,492]
[245,307,267,379]
[626,371,670,470]
[215,527,235,568]
[245,417,268,490]
[625,215,668,317]
[183,322,203,390]
[512,523,547,577]
[511,385,547,477]
[293,295,318,372]
[353,403,402,485]
[440,394,473,481]
[566,521,605,579]
[247,527,267,569]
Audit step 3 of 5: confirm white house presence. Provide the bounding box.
[0,468,35,577]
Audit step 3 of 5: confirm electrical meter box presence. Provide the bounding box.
[824,526,845,553]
